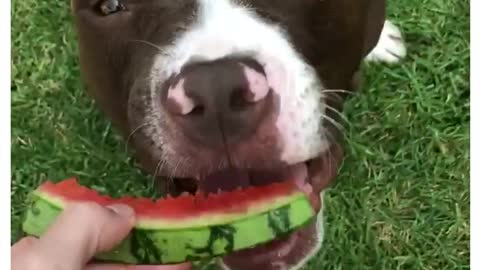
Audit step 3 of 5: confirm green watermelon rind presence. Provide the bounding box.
[22,192,315,264]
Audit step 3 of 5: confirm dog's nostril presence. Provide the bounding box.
[165,79,197,115]
[230,87,253,111]
[188,105,205,116]
[161,58,274,147]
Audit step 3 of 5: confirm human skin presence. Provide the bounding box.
[11,203,191,270]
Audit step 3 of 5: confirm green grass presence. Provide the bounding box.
[11,0,469,269]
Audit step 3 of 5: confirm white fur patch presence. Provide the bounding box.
[365,20,407,63]
[150,0,329,165]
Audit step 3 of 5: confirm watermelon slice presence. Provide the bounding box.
[22,178,315,265]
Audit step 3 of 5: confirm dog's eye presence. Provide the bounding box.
[98,0,126,16]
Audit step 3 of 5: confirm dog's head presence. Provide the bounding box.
[71,0,384,268]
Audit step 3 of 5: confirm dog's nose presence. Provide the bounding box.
[162,58,272,147]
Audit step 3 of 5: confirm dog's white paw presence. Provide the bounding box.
[365,20,407,63]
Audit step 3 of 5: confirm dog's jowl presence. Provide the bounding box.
[70,0,406,269]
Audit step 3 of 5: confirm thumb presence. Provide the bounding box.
[34,202,135,268]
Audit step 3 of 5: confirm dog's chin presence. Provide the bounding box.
[220,214,323,270]
[164,148,340,270]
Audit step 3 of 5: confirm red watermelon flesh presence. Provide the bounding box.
[24,177,315,264]
[36,177,311,229]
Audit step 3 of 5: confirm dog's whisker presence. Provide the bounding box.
[322,93,344,103]
[124,122,152,153]
[322,89,357,95]
[129,39,163,52]
[152,159,166,181]
[321,89,357,104]
[151,159,166,193]
[324,104,352,127]
[180,156,192,179]
[170,158,185,183]
[159,157,186,196]
[321,114,346,134]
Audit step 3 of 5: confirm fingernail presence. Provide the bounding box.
[107,204,135,224]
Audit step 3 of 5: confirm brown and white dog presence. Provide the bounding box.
[70,0,406,269]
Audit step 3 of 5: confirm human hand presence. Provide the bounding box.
[11,202,191,270]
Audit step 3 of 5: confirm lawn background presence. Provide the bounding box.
[11,0,470,269]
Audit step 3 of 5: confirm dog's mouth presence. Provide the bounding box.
[196,162,320,210]
[171,159,326,210]
[204,162,318,268]
[166,148,341,268]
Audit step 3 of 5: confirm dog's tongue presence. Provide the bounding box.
[197,163,308,194]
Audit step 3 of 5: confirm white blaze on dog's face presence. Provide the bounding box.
[148,0,328,167]
[71,0,390,268]
[139,1,337,265]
